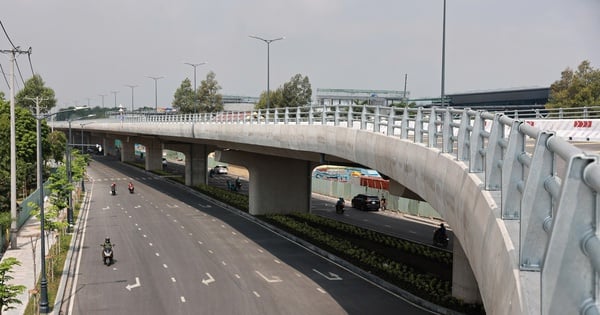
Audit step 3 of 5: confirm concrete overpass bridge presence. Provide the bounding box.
[53,105,600,315]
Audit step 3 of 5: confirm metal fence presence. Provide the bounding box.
[85,103,600,314]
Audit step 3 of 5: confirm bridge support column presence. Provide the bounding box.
[120,138,136,162]
[452,238,482,303]
[216,150,311,215]
[164,143,211,186]
[103,137,116,157]
[138,139,163,171]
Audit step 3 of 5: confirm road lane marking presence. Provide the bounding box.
[274,259,281,264]
[232,231,237,235]
[202,273,215,285]
[208,250,213,254]
[155,253,160,256]
[143,234,147,238]
[222,261,227,266]
[180,296,186,303]
[253,291,260,297]
[255,271,282,283]
[125,277,141,291]
[221,225,225,228]
[235,274,240,279]
[198,241,203,245]
[313,269,343,280]
[181,225,185,229]
[189,233,193,236]
[163,264,168,269]
[257,249,263,253]
[317,288,327,294]
[149,243,153,246]
[171,277,176,283]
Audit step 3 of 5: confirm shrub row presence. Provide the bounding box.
[287,212,452,265]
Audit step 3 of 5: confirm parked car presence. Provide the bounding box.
[213,165,229,174]
[351,194,380,211]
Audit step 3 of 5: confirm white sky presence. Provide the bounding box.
[1,0,599,109]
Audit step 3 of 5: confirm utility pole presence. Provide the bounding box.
[99,94,106,108]
[147,76,164,112]
[184,62,207,114]
[1,46,31,250]
[403,74,408,105]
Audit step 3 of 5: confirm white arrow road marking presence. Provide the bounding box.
[312,269,343,281]
[198,204,212,208]
[255,271,282,283]
[126,277,141,291]
[102,206,110,211]
[202,273,215,285]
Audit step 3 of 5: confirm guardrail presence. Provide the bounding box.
[92,104,600,314]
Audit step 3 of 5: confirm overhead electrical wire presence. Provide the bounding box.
[0,62,9,89]
[0,19,17,50]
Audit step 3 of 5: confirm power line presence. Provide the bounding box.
[0,62,9,89]
[0,19,17,50]
[27,48,34,76]
[14,58,25,86]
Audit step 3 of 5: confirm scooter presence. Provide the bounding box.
[433,229,449,248]
[102,246,114,266]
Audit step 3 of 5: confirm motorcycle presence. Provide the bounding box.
[110,184,116,196]
[335,198,345,214]
[433,228,449,248]
[102,245,114,266]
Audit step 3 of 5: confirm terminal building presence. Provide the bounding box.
[443,87,550,111]
[315,88,409,107]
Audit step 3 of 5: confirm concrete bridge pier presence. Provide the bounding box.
[164,143,211,186]
[120,137,136,162]
[103,137,117,157]
[137,138,163,171]
[452,238,482,303]
[216,150,311,215]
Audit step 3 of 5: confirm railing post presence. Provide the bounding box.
[347,105,353,128]
[274,108,280,124]
[361,105,367,130]
[469,112,485,173]
[374,105,381,134]
[456,109,471,161]
[309,106,314,124]
[484,113,504,190]
[401,107,409,140]
[442,108,452,153]
[387,106,395,136]
[428,107,437,148]
[541,155,598,314]
[415,107,423,143]
[334,105,340,127]
[296,107,301,125]
[284,107,289,125]
[519,131,555,270]
[501,120,525,219]
[321,103,326,125]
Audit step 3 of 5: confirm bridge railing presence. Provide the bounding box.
[101,104,600,314]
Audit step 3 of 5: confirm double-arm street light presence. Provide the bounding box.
[35,106,87,313]
[147,76,164,112]
[66,114,95,232]
[441,0,447,106]
[249,35,284,111]
[111,90,119,109]
[184,62,207,113]
[125,85,138,112]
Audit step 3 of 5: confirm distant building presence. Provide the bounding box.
[443,87,550,110]
[222,94,258,111]
[316,88,409,107]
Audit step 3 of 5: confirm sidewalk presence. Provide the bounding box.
[1,215,58,315]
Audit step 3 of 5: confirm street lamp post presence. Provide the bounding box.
[125,85,138,112]
[249,35,284,111]
[35,106,86,313]
[111,91,119,108]
[441,0,446,106]
[184,62,207,113]
[99,94,106,109]
[147,76,164,112]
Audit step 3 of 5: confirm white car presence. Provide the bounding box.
[213,165,228,174]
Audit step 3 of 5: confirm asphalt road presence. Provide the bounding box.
[68,158,432,315]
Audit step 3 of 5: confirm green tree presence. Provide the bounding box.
[255,89,284,110]
[172,78,196,113]
[0,257,26,315]
[255,74,312,109]
[197,71,224,112]
[282,74,312,107]
[48,131,67,163]
[547,60,600,109]
[15,74,57,114]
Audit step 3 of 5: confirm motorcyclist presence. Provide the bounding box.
[102,237,113,250]
[128,182,134,192]
[111,182,116,194]
[335,197,345,213]
[434,223,448,243]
